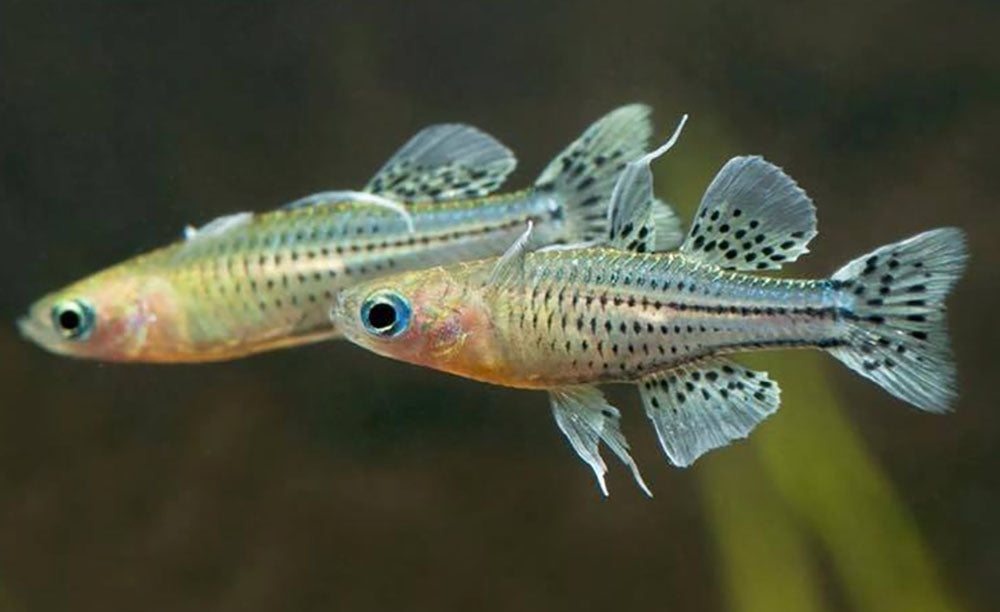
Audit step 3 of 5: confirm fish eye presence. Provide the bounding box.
[359,291,411,338]
[51,299,95,340]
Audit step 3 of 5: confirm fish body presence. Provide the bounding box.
[345,250,844,389]
[332,146,968,495]
[19,105,654,362]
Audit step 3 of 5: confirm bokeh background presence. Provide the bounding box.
[1,1,997,610]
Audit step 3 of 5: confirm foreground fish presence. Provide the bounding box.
[19,105,654,362]
[331,140,968,495]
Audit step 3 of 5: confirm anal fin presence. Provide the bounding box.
[550,385,651,497]
[638,359,781,467]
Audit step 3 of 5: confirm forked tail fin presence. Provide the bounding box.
[828,227,968,412]
[535,104,653,243]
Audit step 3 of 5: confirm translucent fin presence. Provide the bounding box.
[535,104,654,243]
[536,240,602,254]
[182,212,253,242]
[651,200,684,251]
[364,124,516,202]
[284,190,415,232]
[549,385,651,497]
[828,227,968,413]
[606,160,656,252]
[486,221,533,289]
[606,116,688,252]
[639,359,781,467]
[680,156,817,271]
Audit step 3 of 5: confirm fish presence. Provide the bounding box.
[18,104,655,362]
[330,136,968,496]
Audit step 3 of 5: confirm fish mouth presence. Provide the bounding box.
[16,314,42,342]
[16,313,57,354]
[17,312,69,355]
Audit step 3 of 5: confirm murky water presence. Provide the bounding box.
[1,1,997,610]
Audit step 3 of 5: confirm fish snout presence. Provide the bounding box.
[16,314,32,338]
[16,313,45,343]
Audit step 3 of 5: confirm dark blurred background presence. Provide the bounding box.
[1,1,997,610]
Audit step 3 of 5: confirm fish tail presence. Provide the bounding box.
[534,104,653,242]
[828,227,968,412]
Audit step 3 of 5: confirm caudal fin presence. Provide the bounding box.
[829,228,968,412]
[534,104,653,243]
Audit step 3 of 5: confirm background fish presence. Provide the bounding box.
[18,105,653,362]
[331,143,968,495]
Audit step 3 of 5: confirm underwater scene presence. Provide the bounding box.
[1,1,997,610]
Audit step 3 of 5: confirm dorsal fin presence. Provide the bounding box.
[679,156,817,271]
[486,221,533,290]
[533,104,653,243]
[606,115,688,252]
[650,200,684,251]
[365,124,517,202]
[183,212,253,242]
[283,190,414,232]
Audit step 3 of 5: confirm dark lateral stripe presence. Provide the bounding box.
[348,216,537,254]
[567,290,840,319]
[710,337,847,352]
[610,336,848,379]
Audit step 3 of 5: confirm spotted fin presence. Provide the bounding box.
[283,190,415,232]
[364,124,516,202]
[638,359,781,467]
[680,156,817,271]
[828,227,967,412]
[549,385,651,497]
[606,116,689,252]
[535,104,653,243]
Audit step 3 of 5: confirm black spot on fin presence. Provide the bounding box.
[606,116,688,252]
[535,105,653,243]
[680,156,817,271]
[365,123,516,202]
[638,359,780,467]
[828,227,968,412]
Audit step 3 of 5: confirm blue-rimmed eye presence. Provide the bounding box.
[51,299,96,340]
[360,291,411,338]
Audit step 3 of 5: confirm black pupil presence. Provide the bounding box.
[367,302,397,330]
[59,309,81,330]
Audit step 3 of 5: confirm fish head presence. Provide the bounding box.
[18,267,185,362]
[332,265,502,380]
